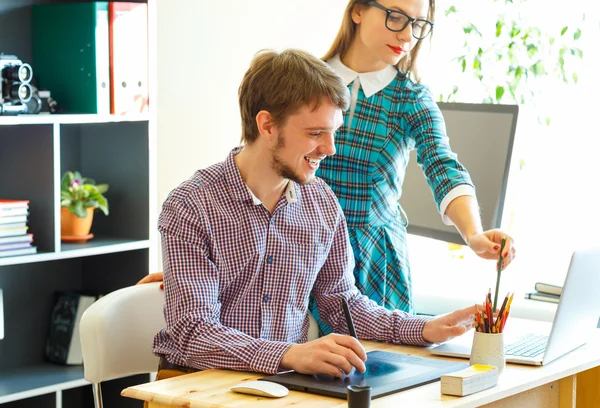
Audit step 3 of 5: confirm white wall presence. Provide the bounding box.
[156,0,349,206]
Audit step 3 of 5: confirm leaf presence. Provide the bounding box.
[545,117,551,126]
[530,61,545,76]
[463,23,482,37]
[573,73,579,83]
[96,184,109,194]
[526,44,538,58]
[561,26,568,36]
[461,58,467,72]
[496,86,505,101]
[574,29,581,40]
[96,196,109,216]
[73,202,88,218]
[445,5,456,16]
[496,19,504,37]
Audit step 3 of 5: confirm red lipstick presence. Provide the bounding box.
[388,45,403,54]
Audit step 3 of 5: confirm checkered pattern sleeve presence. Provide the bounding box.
[311,190,433,346]
[409,85,474,210]
[155,196,292,374]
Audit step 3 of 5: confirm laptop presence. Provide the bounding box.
[431,246,600,366]
[261,350,468,399]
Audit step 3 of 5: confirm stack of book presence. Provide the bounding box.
[0,199,37,257]
[441,364,499,396]
[525,282,562,304]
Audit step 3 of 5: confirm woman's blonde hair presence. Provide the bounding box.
[322,0,435,81]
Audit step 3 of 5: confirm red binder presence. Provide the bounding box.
[108,2,149,115]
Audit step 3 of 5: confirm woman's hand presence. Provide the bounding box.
[137,272,165,290]
[468,229,516,270]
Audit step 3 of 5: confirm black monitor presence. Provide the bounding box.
[399,102,518,245]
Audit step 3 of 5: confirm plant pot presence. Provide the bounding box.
[61,207,95,242]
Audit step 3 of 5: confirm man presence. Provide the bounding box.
[150,49,475,380]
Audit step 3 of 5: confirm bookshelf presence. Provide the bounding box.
[0,0,156,407]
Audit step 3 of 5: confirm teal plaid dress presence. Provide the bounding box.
[309,69,474,335]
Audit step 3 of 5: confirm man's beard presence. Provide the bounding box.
[271,133,314,185]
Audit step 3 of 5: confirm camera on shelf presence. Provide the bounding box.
[0,54,50,116]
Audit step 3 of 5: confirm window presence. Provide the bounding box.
[410,1,599,304]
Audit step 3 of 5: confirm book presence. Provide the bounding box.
[0,222,27,230]
[525,291,560,304]
[32,2,110,114]
[0,234,33,245]
[0,227,28,238]
[0,242,32,251]
[109,2,149,115]
[0,199,29,209]
[441,364,498,396]
[534,282,562,296]
[0,215,28,225]
[45,292,97,365]
[0,208,29,217]
[0,289,3,340]
[0,246,37,258]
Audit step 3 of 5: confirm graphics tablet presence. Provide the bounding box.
[260,350,468,399]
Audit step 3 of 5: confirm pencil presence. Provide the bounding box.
[493,236,507,312]
[499,293,514,332]
[486,290,492,332]
[494,293,510,332]
[341,297,357,338]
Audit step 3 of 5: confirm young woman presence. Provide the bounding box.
[308,0,515,334]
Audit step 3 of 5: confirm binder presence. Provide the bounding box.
[32,2,110,114]
[109,2,149,115]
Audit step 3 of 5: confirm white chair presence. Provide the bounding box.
[79,282,165,408]
[79,281,319,408]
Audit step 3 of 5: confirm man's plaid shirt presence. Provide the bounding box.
[153,147,431,374]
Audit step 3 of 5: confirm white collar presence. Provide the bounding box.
[328,54,397,98]
[247,181,297,205]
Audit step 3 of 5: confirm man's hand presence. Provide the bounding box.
[422,304,477,344]
[136,272,165,290]
[280,334,367,377]
[468,229,516,270]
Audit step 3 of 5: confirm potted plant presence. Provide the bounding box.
[60,171,109,242]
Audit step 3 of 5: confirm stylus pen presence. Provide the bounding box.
[342,297,357,338]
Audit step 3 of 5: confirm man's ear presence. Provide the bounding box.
[255,110,276,143]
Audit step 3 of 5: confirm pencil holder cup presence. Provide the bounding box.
[470,332,505,375]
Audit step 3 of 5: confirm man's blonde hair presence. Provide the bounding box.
[239,49,350,144]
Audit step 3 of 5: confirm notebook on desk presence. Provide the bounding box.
[431,246,600,366]
[261,350,468,399]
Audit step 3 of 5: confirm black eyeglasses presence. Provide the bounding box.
[367,1,434,40]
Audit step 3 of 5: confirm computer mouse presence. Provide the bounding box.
[230,380,289,398]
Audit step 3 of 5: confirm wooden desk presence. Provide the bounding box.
[122,328,600,408]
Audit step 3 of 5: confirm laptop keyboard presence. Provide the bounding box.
[505,334,548,358]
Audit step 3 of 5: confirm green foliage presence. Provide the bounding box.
[441,0,583,108]
[61,171,109,218]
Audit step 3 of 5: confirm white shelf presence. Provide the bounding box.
[0,113,150,126]
[0,238,150,266]
[0,364,87,404]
